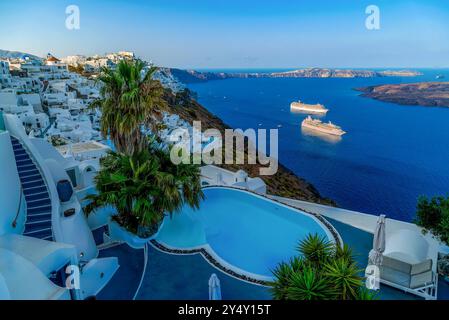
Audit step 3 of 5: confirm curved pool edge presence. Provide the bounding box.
[152,186,343,285]
[150,239,272,286]
[202,186,343,248]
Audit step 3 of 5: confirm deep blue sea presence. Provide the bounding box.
[188,69,449,222]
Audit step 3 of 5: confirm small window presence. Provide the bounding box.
[66,168,78,188]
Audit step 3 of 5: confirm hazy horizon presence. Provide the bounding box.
[1,0,448,69]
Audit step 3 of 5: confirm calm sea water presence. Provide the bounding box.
[188,69,449,222]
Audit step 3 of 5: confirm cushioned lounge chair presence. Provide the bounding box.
[379,255,437,300]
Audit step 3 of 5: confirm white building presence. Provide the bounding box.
[0,89,48,135]
[0,60,12,88]
[84,58,114,72]
[46,113,100,143]
[200,165,267,194]
[20,93,42,112]
[61,55,86,66]
[0,89,33,114]
[18,111,50,134]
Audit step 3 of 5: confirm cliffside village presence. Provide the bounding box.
[0,51,184,150]
[0,51,266,192]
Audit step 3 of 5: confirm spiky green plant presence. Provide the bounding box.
[272,233,376,300]
[355,287,378,300]
[297,233,335,266]
[270,256,307,299]
[270,262,294,300]
[335,243,356,262]
[324,258,363,300]
[286,265,335,300]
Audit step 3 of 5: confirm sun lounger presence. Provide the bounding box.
[379,255,437,300]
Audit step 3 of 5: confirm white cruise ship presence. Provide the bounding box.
[301,116,346,136]
[290,100,329,114]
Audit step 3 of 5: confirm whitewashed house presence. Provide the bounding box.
[0,60,12,88]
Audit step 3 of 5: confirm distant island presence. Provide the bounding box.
[355,82,449,107]
[168,68,423,83]
[0,50,422,83]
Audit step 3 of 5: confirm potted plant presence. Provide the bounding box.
[107,216,162,249]
[84,144,203,249]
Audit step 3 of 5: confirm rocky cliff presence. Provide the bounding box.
[355,82,449,107]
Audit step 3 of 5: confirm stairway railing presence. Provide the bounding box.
[11,186,23,228]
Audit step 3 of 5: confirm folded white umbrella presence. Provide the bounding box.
[369,214,386,266]
[208,273,222,300]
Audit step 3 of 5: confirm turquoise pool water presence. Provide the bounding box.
[156,187,334,279]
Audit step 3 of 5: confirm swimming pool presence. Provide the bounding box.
[155,187,338,281]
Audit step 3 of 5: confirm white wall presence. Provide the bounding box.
[45,158,98,261]
[0,131,25,235]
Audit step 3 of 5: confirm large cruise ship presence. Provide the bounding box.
[290,100,329,114]
[301,116,346,136]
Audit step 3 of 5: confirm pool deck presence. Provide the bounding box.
[269,194,447,252]
[95,194,449,300]
[269,195,449,300]
[97,231,448,300]
[96,242,271,300]
[136,245,271,300]
[96,243,145,300]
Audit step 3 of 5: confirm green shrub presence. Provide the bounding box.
[415,195,449,246]
[270,233,376,300]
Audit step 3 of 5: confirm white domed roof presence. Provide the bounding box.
[235,170,248,177]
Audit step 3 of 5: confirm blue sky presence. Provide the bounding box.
[0,0,448,68]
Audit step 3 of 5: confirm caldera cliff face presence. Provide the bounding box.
[355,82,449,107]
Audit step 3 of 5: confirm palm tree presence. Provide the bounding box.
[92,60,167,155]
[147,139,203,216]
[84,141,204,237]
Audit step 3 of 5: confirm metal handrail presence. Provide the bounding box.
[12,186,23,228]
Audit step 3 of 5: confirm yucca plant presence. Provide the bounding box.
[286,265,334,300]
[297,233,335,266]
[271,233,376,300]
[355,287,378,300]
[270,262,294,300]
[324,258,363,300]
[335,243,356,263]
[270,256,307,299]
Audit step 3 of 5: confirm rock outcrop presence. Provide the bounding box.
[355,82,449,107]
